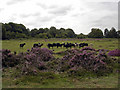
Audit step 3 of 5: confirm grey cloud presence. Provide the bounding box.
[87,2,117,12]
[71,7,87,17]
[26,15,54,26]
[20,14,30,18]
[71,12,86,17]
[37,3,72,16]
[0,8,4,12]
[36,3,48,9]
[99,2,117,11]
[37,16,54,22]
[92,14,117,29]
[49,5,59,9]
[36,3,59,9]
[7,0,27,5]
[49,6,72,16]
[20,12,41,18]
[55,19,64,23]
[8,16,16,21]
[25,16,53,28]
[84,2,118,30]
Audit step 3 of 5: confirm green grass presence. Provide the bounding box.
[2,67,119,88]
[2,38,118,54]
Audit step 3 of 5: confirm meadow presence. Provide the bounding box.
[2,38,119,53]
[1,38,119,88]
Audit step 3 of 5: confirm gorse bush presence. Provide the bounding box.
[108,49,120,56]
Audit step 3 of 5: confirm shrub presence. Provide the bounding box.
[21,48,54,75]
[1,49,21,68]
[108,49,120,56]
[60,47,113,76]
[80,47,96,51]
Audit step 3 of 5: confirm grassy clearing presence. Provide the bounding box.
[2,38,118,54]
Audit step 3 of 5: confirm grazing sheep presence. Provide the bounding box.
[38,43,43,48]
[63,43,75,49]
[47,43,54,49]
[33,43,38,47]
[74,43,79,47]
[56,43,62,48]
[20,43,26,48]
[79,43,88,48]
[33,43,43,48]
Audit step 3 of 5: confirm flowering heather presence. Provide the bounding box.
[22,47,54,75]
[80,47,96,51]
[1,49,21,68]
[80,39,89,41]
[97,49,109,52]
[60,48,113,75]
[108,49,120,56]
[1,47,117,76]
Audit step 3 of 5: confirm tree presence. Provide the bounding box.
[2,22,29,39]
[44,28,49,33]
[116,31,120,38]
[109,27,118,38]
[16,32,27,38]
[104,28,109,38]
[58,28,66,38]
[77,33,87,39]
[49,26,57,38]
[65,28,76,38]
[38,28,45,34]
[30,28,38,37]
[2,23,7,40]
[88,28,103,38]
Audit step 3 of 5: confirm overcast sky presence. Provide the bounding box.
[0,0,119,34]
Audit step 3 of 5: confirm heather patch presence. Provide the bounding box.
[59,47,115,76]
[108,49,120,56]
[1,47,118,76]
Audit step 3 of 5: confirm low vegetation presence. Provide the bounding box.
[1,38,119,88]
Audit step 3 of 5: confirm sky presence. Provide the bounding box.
[0,0,119,34]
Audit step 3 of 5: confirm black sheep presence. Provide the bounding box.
[33,43,38,47]
[79,43,88,48]
[33,43,43,48]
[38,43,43,48]
[47,43,53,49]
[56,43,62,48]
[20,43,26,48]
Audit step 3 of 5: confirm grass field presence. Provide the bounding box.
[1,38,119,88]
[2,38,119,53]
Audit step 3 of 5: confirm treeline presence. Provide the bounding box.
[1,22,120,40]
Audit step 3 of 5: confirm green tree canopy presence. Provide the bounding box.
[88,28,103,38]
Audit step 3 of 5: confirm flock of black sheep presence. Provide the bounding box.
[20,42,88,49]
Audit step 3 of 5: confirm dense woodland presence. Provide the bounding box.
[1,22,120,40]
